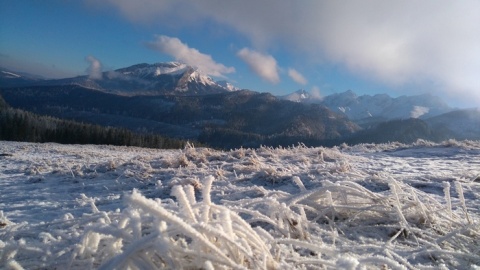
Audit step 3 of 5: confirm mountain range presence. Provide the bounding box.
[2,62,236,96]
[281,89,453,126]
[1,63,479,148]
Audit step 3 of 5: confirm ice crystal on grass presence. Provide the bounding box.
[71,178,277,269]
[68,176,479,269]
[1,140,479,269]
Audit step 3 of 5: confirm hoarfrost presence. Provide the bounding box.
[1,140,479,269]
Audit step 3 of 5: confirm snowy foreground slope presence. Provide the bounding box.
[1,140,479,269]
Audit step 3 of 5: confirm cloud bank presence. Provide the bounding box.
[237,48,279,84]
[147,35,235,77]
[85,55,102,80]
[95,0,480,105]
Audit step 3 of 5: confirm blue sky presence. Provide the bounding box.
[1,1,479,107]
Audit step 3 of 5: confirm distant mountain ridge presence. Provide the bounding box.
[426,108,480,140]
[0,68,45,88]
[1,62,238,96]
[280,89,453,125]
[280,89,480,143]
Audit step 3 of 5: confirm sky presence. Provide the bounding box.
[1,1,479,108]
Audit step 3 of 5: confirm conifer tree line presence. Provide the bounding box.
[0,95,186,149]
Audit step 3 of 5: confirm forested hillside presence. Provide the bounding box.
[0,95,185,149]
[0,86,359,148]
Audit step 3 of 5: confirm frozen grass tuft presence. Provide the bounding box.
[223,177,480,268]
[70,177,277,269]
[1,140,480,269]
[64,176,479,269]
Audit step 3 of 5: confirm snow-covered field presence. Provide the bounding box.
[1,140,479,269]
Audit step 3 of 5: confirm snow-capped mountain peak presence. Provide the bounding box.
[117,62,218,86]
[116,62,188,78]
[216,80,239,92]
[280,89,313,102]
[187,70,216,86]
[38,62,239,96]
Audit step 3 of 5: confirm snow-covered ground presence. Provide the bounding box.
[1,140,479,269]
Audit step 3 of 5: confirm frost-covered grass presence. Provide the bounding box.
[1,140,479,269]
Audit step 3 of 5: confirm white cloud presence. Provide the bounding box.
[410,106,430,119]
[85,55,102,80]
[96,0,480,106]
[147,35,235,77]
[237,48,279,84]
[288,68,307,85]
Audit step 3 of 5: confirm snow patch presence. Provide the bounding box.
[1,71,21,78]
[188,70,216,86]
[216,80,239,92]
[1,141,479,269]
[120,62,189,77]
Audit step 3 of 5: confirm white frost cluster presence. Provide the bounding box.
[72,179,276,269]
[1,140,479,269]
